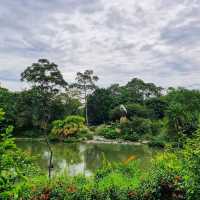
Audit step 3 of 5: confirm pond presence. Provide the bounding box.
[16,140,160,176]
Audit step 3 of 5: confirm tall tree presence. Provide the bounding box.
[21,58,67,178]
[72,70,98,125]
[21,59,67,125]
[125,78,163,103]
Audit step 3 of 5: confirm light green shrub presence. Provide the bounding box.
[50,115,92,141]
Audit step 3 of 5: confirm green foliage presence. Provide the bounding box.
[148,133,166,148]
[96,118,164,142]
[0,66,81,136]
[0,87,17,126]
[87,88,113,125]
[4,127,200,200]
[120,117,152,141]
[18,161,142,200]
[94,161,141,192]
[50,115,92,141]
[95,124,120,139]
[167,103,199,138]
[87,78,163,127]
[0,108,40,199]
[166,88,200,139]
[145,97,168,119]
[14,88,82,135]
[3,62,200,199]
[21,58,67,93]
[17,148,197,200]
[139,152,185,200]
[64,115,85,124]
[180,128,200,199]
[144,128,200,199]
[21,59,68,136]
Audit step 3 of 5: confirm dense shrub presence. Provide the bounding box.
[148,134,166,148]
[18,161,142,200]
[50,115,92,141]
[165,88,200,140]
[145,97,168,119]
[167,103,199,139]
[139,152,186,200]
[181,129,200,199]
[120,117,152,141]
[0,109,40,199]
[96,118,164,142]
[95,124,120,139]
[148,120,167,148]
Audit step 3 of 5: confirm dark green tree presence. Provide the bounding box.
[107,78,163,107]
[0,87,17,126]
[0,108,39,198]
[87,88,113,125]
[166,88,200,140]
[145,97,168,119]
[124,78,163,103]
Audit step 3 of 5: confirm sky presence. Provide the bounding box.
[0,0,200,91]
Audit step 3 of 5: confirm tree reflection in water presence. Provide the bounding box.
[16,140,160,176]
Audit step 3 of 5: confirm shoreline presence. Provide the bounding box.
[15,136,149,145]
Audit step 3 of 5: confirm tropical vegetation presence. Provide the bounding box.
[1,59,200,199]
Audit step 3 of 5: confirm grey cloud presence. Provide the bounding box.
[161,23,200,45]
[0,0,200,91]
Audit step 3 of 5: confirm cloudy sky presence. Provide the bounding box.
[0,0,200,91]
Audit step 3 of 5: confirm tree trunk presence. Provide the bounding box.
[85,96,88,126]
[84,87,89,126]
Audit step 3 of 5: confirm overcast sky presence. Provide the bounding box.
[0,0,200,91]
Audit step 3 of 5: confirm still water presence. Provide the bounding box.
[16,140,159,176]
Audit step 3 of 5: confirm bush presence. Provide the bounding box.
[181,129,200,199]
[0,108,40,199]
[50,115,92,141]
[19,161,142,200]
[95,118,164,142]
[95,124,120,139]
[148,132,167,148]
[139,152,186,200]
[120,117,152,141]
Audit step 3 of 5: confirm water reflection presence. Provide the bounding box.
[16,140,159,176]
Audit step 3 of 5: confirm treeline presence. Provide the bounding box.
[87,81,200,145]
[1,58,200,144]
[0,86,82,136]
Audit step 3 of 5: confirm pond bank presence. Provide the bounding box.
[15,136,149,145]
[84,136,149,145]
